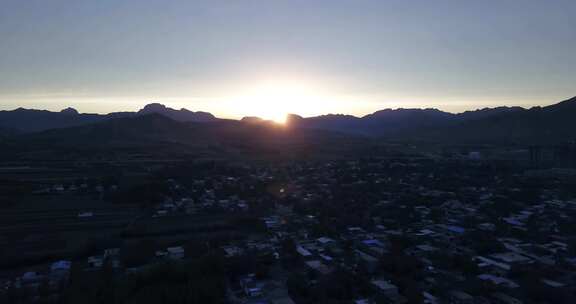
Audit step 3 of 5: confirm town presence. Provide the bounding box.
[1,151,575,304]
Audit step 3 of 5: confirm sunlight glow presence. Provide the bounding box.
[233,81,332,123]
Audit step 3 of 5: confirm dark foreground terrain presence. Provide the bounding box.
[1,144,576,304]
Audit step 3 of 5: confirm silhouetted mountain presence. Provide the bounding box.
[0,108,108,133]
[13,114,366,160]
[60,107,80,115]
[137,103,216,122]
[361,108,454,135]
[407,96,576,144]
[2,96,575,144]
[285,113,304,123]
[0,103,218,132]
[288,114,364,133]
[26,113,187,145]
[283,97,574,142]
[240,116,276,125]
[289,107,523,136]
[456,106,524,121]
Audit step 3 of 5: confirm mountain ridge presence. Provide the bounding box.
[401,96,576,144]
[9,113,367,161]
[0,103,218,133]
[1,96,575,144]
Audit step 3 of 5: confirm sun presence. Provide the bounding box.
[272,113,288,124]
[234,81,327,124]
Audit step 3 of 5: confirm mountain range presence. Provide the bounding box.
[1,96,575,145]
[286,106,526,137]
[0,103,217,133]
[4,113,366,161]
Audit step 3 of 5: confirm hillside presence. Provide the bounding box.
[406,96,576,144]
[288,106,527,136]
[0,103,218,133]
[10,114,368,161]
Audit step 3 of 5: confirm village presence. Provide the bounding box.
[1,155,576,303]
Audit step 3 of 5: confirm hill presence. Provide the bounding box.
[406,96,576,144]
[0,108,111,133]
[10,114,368,161]
[137,103,217,122]
[289,107,524,136]
[0,103,218,133]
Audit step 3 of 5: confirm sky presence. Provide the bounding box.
[1,0,575,120]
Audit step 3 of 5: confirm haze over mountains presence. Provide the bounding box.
[1,96,575,145]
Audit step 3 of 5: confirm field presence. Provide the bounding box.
[0,195,138,270]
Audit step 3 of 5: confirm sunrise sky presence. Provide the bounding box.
[1,0,575,120]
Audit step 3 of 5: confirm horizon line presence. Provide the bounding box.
[2,95,575,120]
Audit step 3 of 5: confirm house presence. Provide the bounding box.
[490,252,531,264]
[21,271,44,284]
[240,274,264,297]
[415,229,436,236]
[541,278,566,288]
[448,290,474,304]
[477,274,519,288]
[155,246,185,260]
[87,256,104,269]
[271,296,296,304]
[491,292,523,304]
[263,216,282,229]
[348,227,366,234]
[478,223,496,231]
[356,250,379,273]
[319,253,333,263]
[222,245,243,257]
[475,256,511,271]
[415,244,438,253]
[305,260,333,275]
[50,260,71,276]
[317,237,335,246]
[103,248,122,269]
[78,211,93,218]
[166,246,185,260]
[361,239,387,256]
[371,279,399,298]
[50,260,72,285]
[296,245,312,257]
[104,248,120,258]
[422,292,439,304]
[153,210,168,217]
[445,225,465,235]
